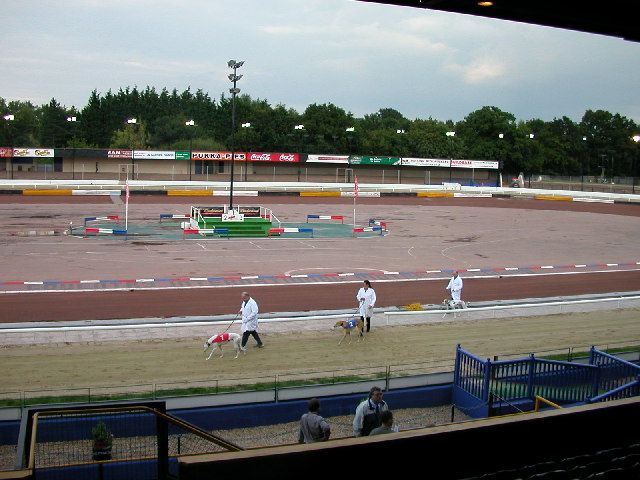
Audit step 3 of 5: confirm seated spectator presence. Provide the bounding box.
[369,410,395,435]
[298,398,331,443]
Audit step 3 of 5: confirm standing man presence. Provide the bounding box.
[239,291,264,349]
[446,271,463,303]
[298,398,331,443]
[356,280,376,333]
[353,386,389,437]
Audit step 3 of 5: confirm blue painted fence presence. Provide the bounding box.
[453,345,640,418]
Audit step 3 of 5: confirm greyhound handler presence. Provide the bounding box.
[446,271,463,303]
[240,291,264,349]
[353,386,389,437]
[356,280,376,332]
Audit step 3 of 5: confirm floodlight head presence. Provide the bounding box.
[3,114,15,121]
[185,120,195,126]
[229,87,241,95]
[241,122,251,128]
[236,61,244,68]
[67,116,77,122]
[127,118,137,124]
[498,133,504,139]
[446,131,455,137]
[528,133,535,139]
[228,60,236,67]
[345,127,355,132]
[396,129,405,134]
[632,134,640,143]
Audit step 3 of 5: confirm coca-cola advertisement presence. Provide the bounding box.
[248,152,299,163]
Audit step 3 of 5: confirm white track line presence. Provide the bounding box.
[2,268,639,295]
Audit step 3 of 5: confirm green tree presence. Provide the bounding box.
[111,121,149,149]
[0,98,39,147]
[458,107,517,166]
[39,98,69,147]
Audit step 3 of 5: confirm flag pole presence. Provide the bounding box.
[125,179,130,231]
[353,175,358,228]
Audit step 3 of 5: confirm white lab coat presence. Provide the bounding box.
[446,275,463,302]
[240,297,259,332]
[356,287,376,318]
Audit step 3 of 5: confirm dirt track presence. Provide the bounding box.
[1,195,639,393]
[2,308,638,392]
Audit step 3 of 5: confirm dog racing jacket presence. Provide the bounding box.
[211,333,230,343]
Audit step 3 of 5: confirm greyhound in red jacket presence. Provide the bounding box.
[203,332,245,359]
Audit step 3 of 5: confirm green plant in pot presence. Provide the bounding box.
[91,421,113,461]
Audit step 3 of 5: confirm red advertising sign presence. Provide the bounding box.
[192,151,246,161]
[0,148,13,158]
[248,152,299,163]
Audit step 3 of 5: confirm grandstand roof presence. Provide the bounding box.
[357,0,640,42]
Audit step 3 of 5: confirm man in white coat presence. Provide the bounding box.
[356,280,376,332]
[446,271,463,303]
[239,291,263,349]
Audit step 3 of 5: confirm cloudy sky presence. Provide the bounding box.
[2,0,639,123]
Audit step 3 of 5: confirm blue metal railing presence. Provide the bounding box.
[453,345,640,416]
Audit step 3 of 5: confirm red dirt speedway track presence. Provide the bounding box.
[1,194,640,323]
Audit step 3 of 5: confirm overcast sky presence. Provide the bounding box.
[2,0,639,124]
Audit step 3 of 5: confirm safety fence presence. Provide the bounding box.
[21,402,240,477]
[453,345,640,418]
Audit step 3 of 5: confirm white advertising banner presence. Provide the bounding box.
[133,150,175,160]
[451,159,499,169]
[402,158,450,167]
[13,148,54,158]
[307,154,350,164]
[341,191,380,197]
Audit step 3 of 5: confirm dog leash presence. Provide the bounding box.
[222,312,240,333]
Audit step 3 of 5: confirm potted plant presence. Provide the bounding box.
[91,421,113,461]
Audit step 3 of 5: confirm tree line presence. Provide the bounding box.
[1,87,639,176]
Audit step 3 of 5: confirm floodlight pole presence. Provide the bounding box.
[228,60,244,211]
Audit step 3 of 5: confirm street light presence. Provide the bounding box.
[525,133,535,187]
[126,118,138,175]
[497,133,505,187]
[632,135,640,193]
[240,122,252,180]
[446,131,455,181]
[67,116,78,179]
[186,120,195,181]
[4,114,14,178]
[395,130,407,184]
[227,59,244,212]
[293,125,305,181]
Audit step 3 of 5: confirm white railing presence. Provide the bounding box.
[384,295,640,325]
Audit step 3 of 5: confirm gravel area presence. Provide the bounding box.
[0,405,470,471]
[210,405,470,449]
